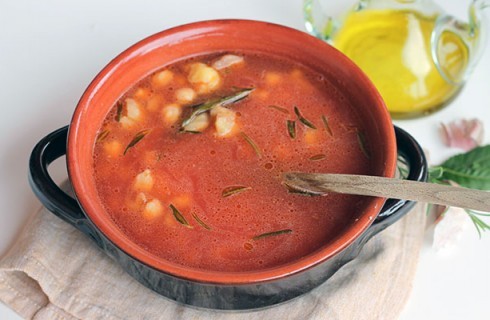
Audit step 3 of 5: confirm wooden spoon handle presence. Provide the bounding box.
[283,173,490,212]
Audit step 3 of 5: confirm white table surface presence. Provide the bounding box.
[1,1,489,319]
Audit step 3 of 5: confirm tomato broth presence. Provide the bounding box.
[92,52,374,272]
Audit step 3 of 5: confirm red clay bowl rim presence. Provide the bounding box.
[67,19,397,285]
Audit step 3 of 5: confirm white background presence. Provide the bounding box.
[0,0,489,319]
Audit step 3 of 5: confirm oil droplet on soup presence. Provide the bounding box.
[92,52,375,272]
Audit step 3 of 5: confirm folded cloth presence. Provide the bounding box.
[0,182,426,320]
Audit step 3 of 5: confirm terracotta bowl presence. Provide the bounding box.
[29,20,427,310]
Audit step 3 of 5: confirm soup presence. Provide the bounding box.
[92,52,374,272]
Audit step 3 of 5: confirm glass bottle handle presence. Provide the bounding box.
[431,0,489,85]
[303,0,340,42]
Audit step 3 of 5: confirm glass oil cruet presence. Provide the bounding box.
[304,0,489,119]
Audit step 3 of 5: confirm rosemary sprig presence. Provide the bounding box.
[181,88,254,129]
[309,154,326,161]
[466,210,490,238]
[115,101,123,122]
[169,204,193,228]
[321,115,333,136]
[268,105,290,114]
[294,106,317,129]
[191,212,211,230]
[428,145,490,237]
[252,229,293,240]
[123,129,151,155]
[356,130,370,158]
[222,186,252,198]
[240,132,261,157]
[283,183,320,197]
[96,130,110,143]
[287,120,296,139]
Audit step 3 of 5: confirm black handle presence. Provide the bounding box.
[359,126,428,242]
[29,126,105,246]
[28,126,88,226]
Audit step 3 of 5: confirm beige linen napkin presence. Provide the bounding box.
[0,184,426,320]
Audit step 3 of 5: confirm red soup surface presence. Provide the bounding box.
[93,52,375,272]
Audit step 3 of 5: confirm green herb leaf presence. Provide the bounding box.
[321,115,333,136]
[169,204,193,228]
[428,167,444,183]
[287,120,296,139]
[309,154,326,161]
[356,130,370,158]
[181,88,254,129]
[222,186,252,198]
[123,129,151,155]
[431,145,490,190]
[428,145,490,238]
[466,209,490,238]
[252,229,293,240]
[179,130,202,135]
[96,130,110,143]
[284,183,321,197]
[268,105,290,114]
[115,101,123,122]
[294,106,317,129]
[240,132,261,157]
[191,212,211,230]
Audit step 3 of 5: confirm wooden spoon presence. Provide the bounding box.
[282,172,490,212]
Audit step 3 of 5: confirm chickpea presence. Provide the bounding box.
[146,94,164,112]
[133,87,152,100]
[103,140,123,157]
[126,192,147,212]
[175,87,196,104]
[126,98,142,120]
[120,98,143,129]
[290,69,315,92]
[152,69,174,87]
[304,129,322,146]
[161,104,182,125]
[134,169,154,191]
[211,106,237,137]
[265,72,281,85]
[143,199,164,219]
[187,63,221,93]
[119,116,136,129]
[212,54,244,70]
[182,113,210,132]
